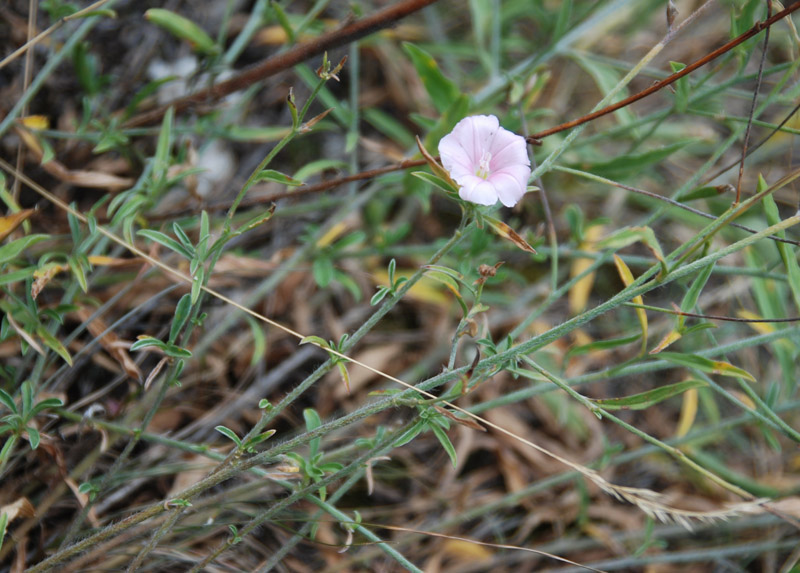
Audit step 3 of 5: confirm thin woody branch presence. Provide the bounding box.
[526,0,800,142]
[123,0,441,128]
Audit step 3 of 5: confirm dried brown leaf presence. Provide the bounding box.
[75,307,142,382]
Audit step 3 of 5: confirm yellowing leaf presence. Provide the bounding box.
[649,329,682,355]
[484,217,536,253]
[0,209,34,242]
[317,221,348,248]
[441,539,493,561]
[372,270,448,305]
[14,124,43,157]
[736,309,775,335]
[729,390,757,410]
[613,255,647,353]
[31,262,69,300]
[569,224,604,314]
[20,115,49,130]
[87,255,141,267]
[658,352,757,382]
[675,386,698,437]
[416,135,456,184]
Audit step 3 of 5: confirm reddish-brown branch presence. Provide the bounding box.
[735,0,773,204]
[526,0,800,142]
[123,0,441,128]
[149,158,428,221]
[666,304,800,323]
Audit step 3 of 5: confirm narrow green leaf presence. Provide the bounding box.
[312,257,334,287]
[244,429,276,449]
[363,108,415,148]
[245,315,266,367]
[677,185,728,202]
[29,398,64,417]
[137,229,194,259]
[68,256,89,293]
[430,423,458,467]
[299,335,330,349]
[130,337,167,352]
[0,267,36,286]
[411,171,458,194]
[393,420,424,448]
[678,262,715,329]
[0,511,8,554]
[304,408,323,458]
[169,293,193,344]
[303,408,323,432]
[658,352,757,381]
[566,334,641,358]
[24,425,41,450]
[21,381,33,418]
[255,169,304,187]
[145,9,218,55]
[190,270,203,305]
[424,94,470,151]
[669,61,689,112]
[593,380,706,410]
[293,159,349,182]
[597,226,664,261]
[402,43,460,113]
[172,223,194,253]
[763,190,800,315]
[36,328,72,365]
[163,344,192,358]
[584,141,691,181]
[153,106,174,181]
[0,389,17,414]
[0,234,48,265]
[573,52,636,127]
[336,361,351,394]
[214,425,242,446]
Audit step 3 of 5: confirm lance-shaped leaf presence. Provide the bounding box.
[658,352,757,381]
[599,226,666,275]
[145,9,218,55]
[592,380,706,411]
[484,216,536,253]
[0,209,35,242]
[402,43,460,113]
[416,135,456,184]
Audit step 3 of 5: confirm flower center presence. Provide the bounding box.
[475,151,492,180]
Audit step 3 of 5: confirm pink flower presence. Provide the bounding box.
[438,115,531,207]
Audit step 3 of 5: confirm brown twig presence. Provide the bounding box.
[735,0,772,204]
[703,97,800,186]
[644,302,800,323]
[148,158,427,221]
[526,0,800,142]
[123,0,441,128]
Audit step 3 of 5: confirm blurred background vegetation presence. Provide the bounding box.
[1,0,800,570]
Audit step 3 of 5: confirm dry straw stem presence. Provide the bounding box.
[0,0,115,71]
[4,154,798,545]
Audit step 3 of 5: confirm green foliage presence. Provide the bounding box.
[144,9,219,56]
[393,403,458,468]
[0,381,63,471]
[284,409,343,502]
[4,2,800,570]
[592,380,707,411]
